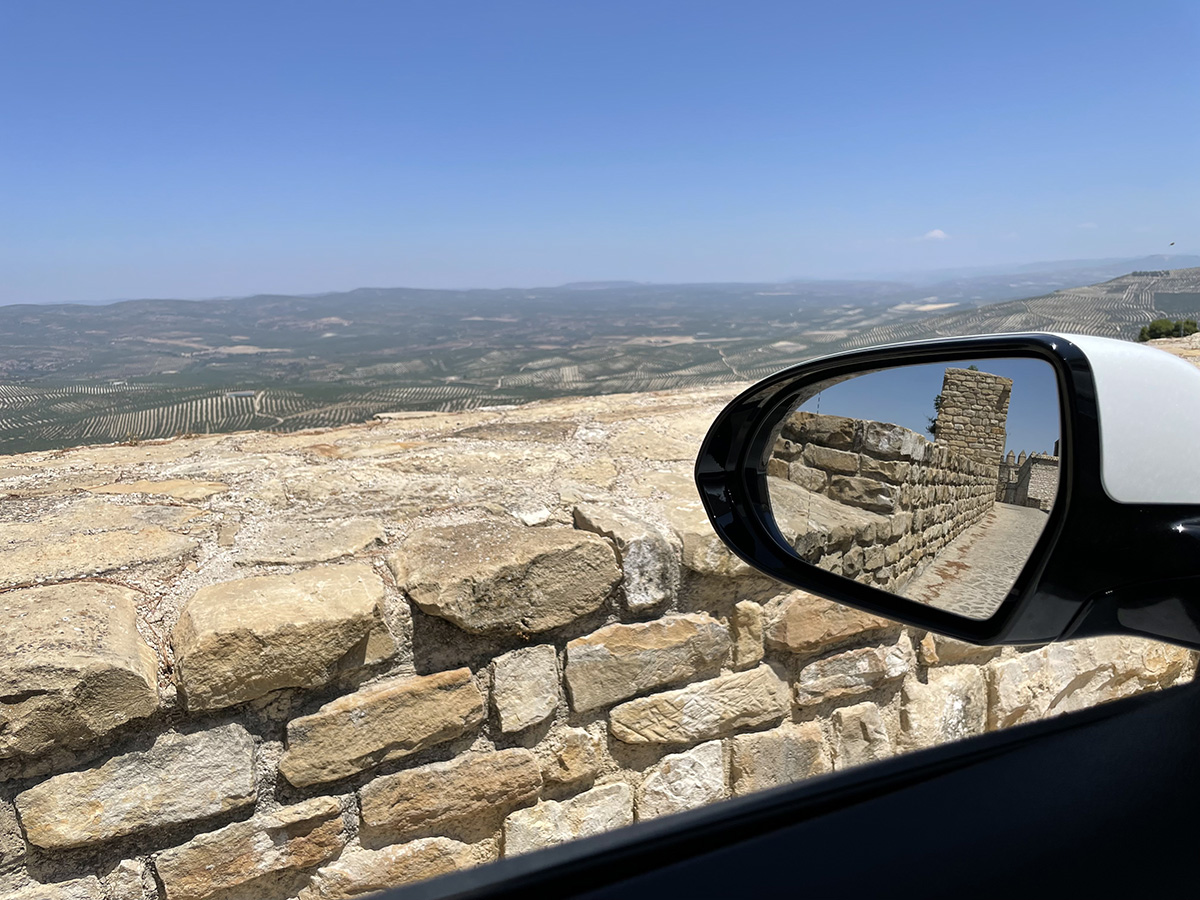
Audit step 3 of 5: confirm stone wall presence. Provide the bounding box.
[934,367,1012,467]
[0,386,1192,900]
[997,451,1060,511]
[768,411,998,592]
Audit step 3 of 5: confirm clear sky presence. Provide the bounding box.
[794,358,1060,457]
[1,1,1197,304]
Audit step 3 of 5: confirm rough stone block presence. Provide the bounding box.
[234,517,383,565]
[503,782,634,855]
[16,725,255,850]
[389,518,620,634]
[801,444,859,475]
[731,601,764,670]
[279,668,485,787]
[172,562,395,712]
[155,797,346,900]
[573,504,680,612]
[297,838,487,899]
[794,635,914,706]
[538,726,604,788]
[8,877,103,900]
[900,665,987,750]
[832,701,893,769]
[565,614,731,713]
[763,590,894,655]
[729,721,832,796]
[637,740,726,820]
[826,475,897,514]
[609,665,789,745]
[491,644,560,732]
[0,582,159,762]
[359,748,541,840]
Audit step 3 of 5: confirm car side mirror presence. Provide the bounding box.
[695,333,1200,650]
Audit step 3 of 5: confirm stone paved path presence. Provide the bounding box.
[900,502,1050,620]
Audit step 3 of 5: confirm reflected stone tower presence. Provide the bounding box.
[935,368,1012,467]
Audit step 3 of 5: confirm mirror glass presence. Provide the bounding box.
[766,358,1060,620]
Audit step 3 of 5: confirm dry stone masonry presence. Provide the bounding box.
[0,381,1193,899]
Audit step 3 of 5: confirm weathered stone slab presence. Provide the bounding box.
[279,668,485,787]
[609,665,789,745]
[503,782,634,856]
[538,727,604,788]
[234,517,383,566]
[731,601,764,670]
[764,590,895,655]
[637,740,726,820]
[86,480,229,501]
[155,796,346,900]
[573,504,680,612]
[832,701,893,769]
[826,475,897,514]
[8,876,103,900]
[729,722,832,796]
[1,527,197,587]
[359,748,541,840]
[16,725,256,850]
[565,614,731,713]
[172,562,395,712]
[917,632,1002,666]
[900,666,987,750]
[607,426,694,460]
[794,635,914,706]
[297,838,486,899]
[0,582,158,762]
[389,518,620,634]
[490,645,559,732]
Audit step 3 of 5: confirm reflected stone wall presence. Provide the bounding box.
[934,368,1012,467]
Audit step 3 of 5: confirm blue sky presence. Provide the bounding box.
[1,1,1197,303]
[795,358,1060,456]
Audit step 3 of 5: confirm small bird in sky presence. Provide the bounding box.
[1169,241,1176,246]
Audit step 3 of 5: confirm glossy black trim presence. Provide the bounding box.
[694,333,1200,649]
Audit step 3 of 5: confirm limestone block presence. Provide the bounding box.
[389,518,620,634]
[86,479,229,501]
[538,726,604,788]
[827,475,897,514]
[573,504,680,612]
[279,668,485,787]
[8,876,103,900]
[637,740,726,820]
[731,601,764,670]
[900,666,987,750]
[297,838,486,899]
[0,526,197,587]
[832,701,893,769]
[659,495,756,578]
[503,782,634,856]
[794,635,915,706]
[172,562,395,712]
[783,413,856,450]
[607,426,694,460]
[155,796,347,900]
[234,517,383,565]
[763,590,894,655]
[16,724,256,850]
[787,462,828,493]
[490,645,559,732]
[801,444,859,475]
[359,748,541,840]
[862,421,926,461]
[609,665,789,745]
[0,582,158,762]
[565,614,731,713]
[103,859,151,900]
[729,721,832,796]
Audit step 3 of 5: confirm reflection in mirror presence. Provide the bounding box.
[766,358,1060,621]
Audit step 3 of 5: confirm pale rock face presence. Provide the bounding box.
[731,601,765,670]
[636,740,726,820]
[764,590,895,655]
[538,726,604,788]
[609,665,790,745]
[16,724,256,850]
[564,614,731,713]
[7,876,104,900]
[86,479,229,501]
[572,503,681,613]
[171,562,396,712]
[729,722,832,796]
[279,668,486,787]
[832,701,893,769]
[358,748,542,841]
[0,582,159,762]
[389,518,620,634]
[900,666,987,750]
[503,782,634,856]
[490,645,560,732]
[234,517,384,565]
[297,838,488,899]
[918,632,1002,666]
[154,796,347,900]
[793,634,915,706]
